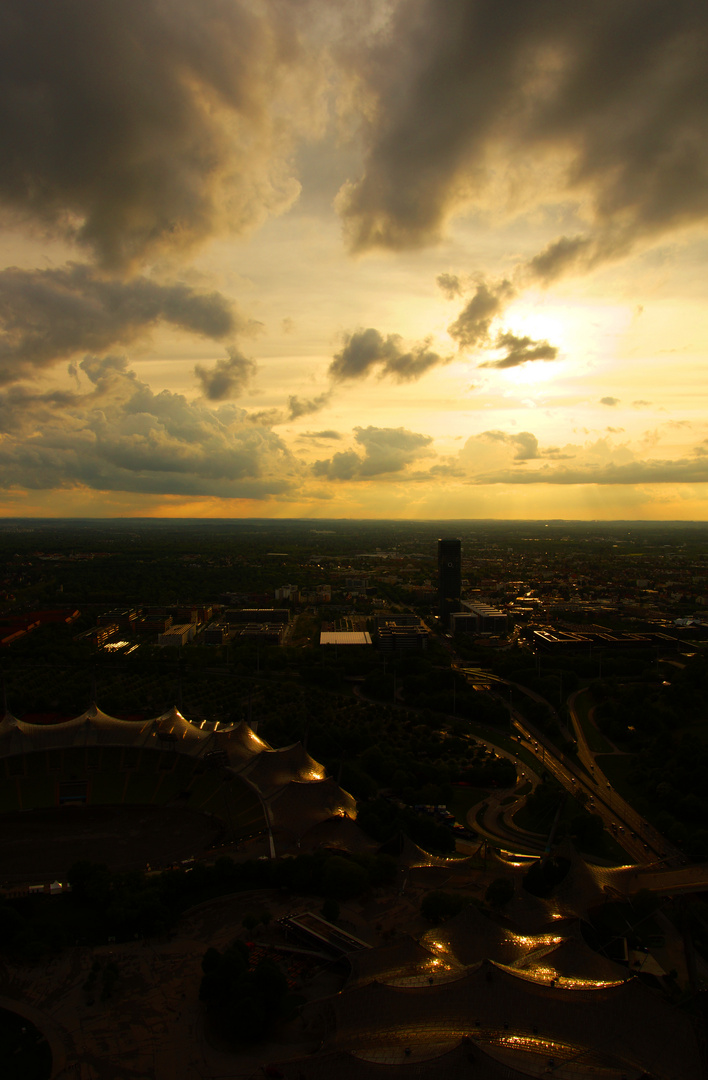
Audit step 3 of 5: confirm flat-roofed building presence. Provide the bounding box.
[203,623,229,645]
[234,623,285,645]
[533,629,592,652]
[75,623,119,648]
[438,538,462,623]
[225,608,290,625]
[157,624,196,647]
[376,613,421,627]
[376,614,430,652]
[275,585,299,601]
[134,616,172,634]
[378,625,429,651]
[450,602,507,636]
[320,631,372,646]
[172,607,200,625]
[98,608,139,631]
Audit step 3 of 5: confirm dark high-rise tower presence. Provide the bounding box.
[437,538,461,622]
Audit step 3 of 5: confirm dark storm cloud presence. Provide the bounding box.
[313,424,433,479]
[480,331,558,370]
[0,0,321,270]
[242,391,333,428]
[300,430,342,441]
[437,272,463,298]
[340,0,708,265]
[526,236,594,283]
[447,281,514,350]
[195,347,256,401]
[443,277,560,370]
[0,263,240,384]
[329,328,449,382]
[287,392,332,419]
[0,355,300,498]
[600,396,621,406]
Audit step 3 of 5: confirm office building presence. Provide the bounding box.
[438,538,462,623]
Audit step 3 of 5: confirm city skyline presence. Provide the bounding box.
[1,2,708,521]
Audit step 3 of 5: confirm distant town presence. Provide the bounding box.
[0,517,707,1079]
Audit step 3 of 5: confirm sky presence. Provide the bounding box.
[1,0,708,521]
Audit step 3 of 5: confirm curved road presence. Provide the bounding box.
[453,672,708,897]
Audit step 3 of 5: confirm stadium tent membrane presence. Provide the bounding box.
[0,704,213,756]
[298,814,380,854]
[0,706,356,843]
[322,965,701,1079]
[503,886,569,933]
[346,937,449,990]
[383,834,479,871]
[0,712,31,756]
[548,838,619,918]
[241,741,326,798]
[214,720,272,767]
[420,904,557,971]
[503,923,630,988]
[351,911,629,993]
[267,777,357,841]
[266,1039,535,1079]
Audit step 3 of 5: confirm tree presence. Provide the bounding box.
[321,856,368,900]
[420,891,466,924]
[522,856,570,898]
[68,861,112,908]
[321,898,340,923]
[485,877,514,911]
[199,945,290,1045]
[571,811,605,850]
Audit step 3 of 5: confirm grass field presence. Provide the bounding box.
[19,775,56,811]
[572,690,616,755]
[512,788,627,863]
[90,772,128,805]
[0,744,270,857]
[450,785,483,827]
[594,753,638,807]
[0,779,20,813]
[0,804,221,882]
[125,770,165,803]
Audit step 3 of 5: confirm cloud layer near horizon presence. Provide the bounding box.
[0,356,298,499]
[0,351,705,510]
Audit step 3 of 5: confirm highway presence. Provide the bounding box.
[566,688,684,867]
[457,663,678,867]
[436,650,708,910]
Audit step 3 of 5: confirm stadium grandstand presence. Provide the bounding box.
[0,705,355,847]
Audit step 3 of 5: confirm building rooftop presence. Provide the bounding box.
[320,631,372,646]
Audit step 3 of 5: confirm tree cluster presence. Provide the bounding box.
[199,941,295,1044]
[0,851,398,960]
[593,657,708,856]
